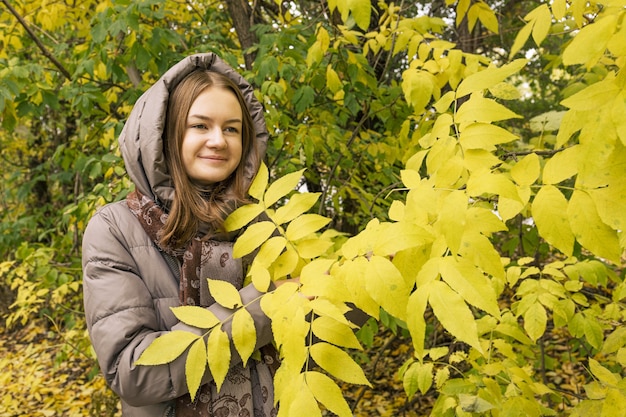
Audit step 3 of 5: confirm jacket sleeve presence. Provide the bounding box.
[82,204,273,407]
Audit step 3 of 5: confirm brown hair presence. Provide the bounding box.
[160,70,255,248]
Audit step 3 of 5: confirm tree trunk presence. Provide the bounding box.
[224,0,258,70]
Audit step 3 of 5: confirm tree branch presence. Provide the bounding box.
[1,0,72,80]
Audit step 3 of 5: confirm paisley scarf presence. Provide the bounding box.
[126,189,278,417]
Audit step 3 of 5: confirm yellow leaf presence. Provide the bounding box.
[207,327,231,390]
[511,152,540,187]
[542,146,580,184]
[264,169,306,207]
[531,185,574,255]
[135,331,199,365]
[460,229,506,280]
[510,20,533,58]
[232,308,256,365]
[401,169,422,188]
[561,77,620,111]
[309,342,370,386]
[233,221,276,258]
[272,192,320,225]
[185,338,207,402]
[311,316,362,350]
[171,306,220,329]
[373,221,433,256]
[365,256,410,321]
[248,162,268,201]
[349,0,372,31]
[456,59,526,98]
[459,123,518,152]
[255,236,287,268]
[326,66,342,93]
[407,287,429,359]
[285,214,331,241]
[402,69,434,112]
[455,94,521,124]
[224,203,264,232]
[208,279,242,309]
[249,263,271,292]
[527,4,552,46]
[295,238,334,258]
[306,371,352,417]
[523,302,547,342]
[287,376,322,417]
[589,358,619,386]
[310,297,351,326]
[568,190,621,263]
[440,257,501,317]
[427,280,484,353]
[435,190,467,255]
[467,171,520,201]
[273,246,300,279]
[562,14,618,68]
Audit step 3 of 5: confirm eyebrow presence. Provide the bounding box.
[187,114,242,124]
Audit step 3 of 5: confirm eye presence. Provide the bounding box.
[224,126,240,134]
[190,124,207,130]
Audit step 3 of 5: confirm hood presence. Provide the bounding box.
[118,53,268,208]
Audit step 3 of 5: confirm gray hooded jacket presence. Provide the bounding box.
[82,54,272,417]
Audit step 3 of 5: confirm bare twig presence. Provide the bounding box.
[1,0,72,80]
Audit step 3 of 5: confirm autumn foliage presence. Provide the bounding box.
[1,0,625,415]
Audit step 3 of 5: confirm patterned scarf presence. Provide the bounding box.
[126,189,278,417]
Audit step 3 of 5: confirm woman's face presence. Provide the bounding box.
[181,86,243,186]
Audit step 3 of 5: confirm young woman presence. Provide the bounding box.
[82,53,280,417]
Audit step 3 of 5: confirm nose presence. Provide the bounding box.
[204,127,227,149]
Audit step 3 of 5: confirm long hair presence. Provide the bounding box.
[160,70,256,248]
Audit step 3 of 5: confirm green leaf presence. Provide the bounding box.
[306,371,353,417]
[248,162,268,201]
[308,342,371,386]
[208,279,242,309]
[365,256,409,321]
[264,168,305,208]
[568,190,621,263]
[427,280,483,353]
[311,316,362,350]
[456,59,526,98]
[272,192,321,225]
[207,327,231,391]
[135,331,199,365]
[523,301,547,342]
[285,214,331,241]
[403,361,434,397]
[185,338,207,402]
[171,306,220,329]
[224,203,264,232]
[233,221,276,258]
[232,308,256,365]
[532,185,575,256]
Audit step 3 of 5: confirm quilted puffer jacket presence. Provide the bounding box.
[82,53,271,417]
